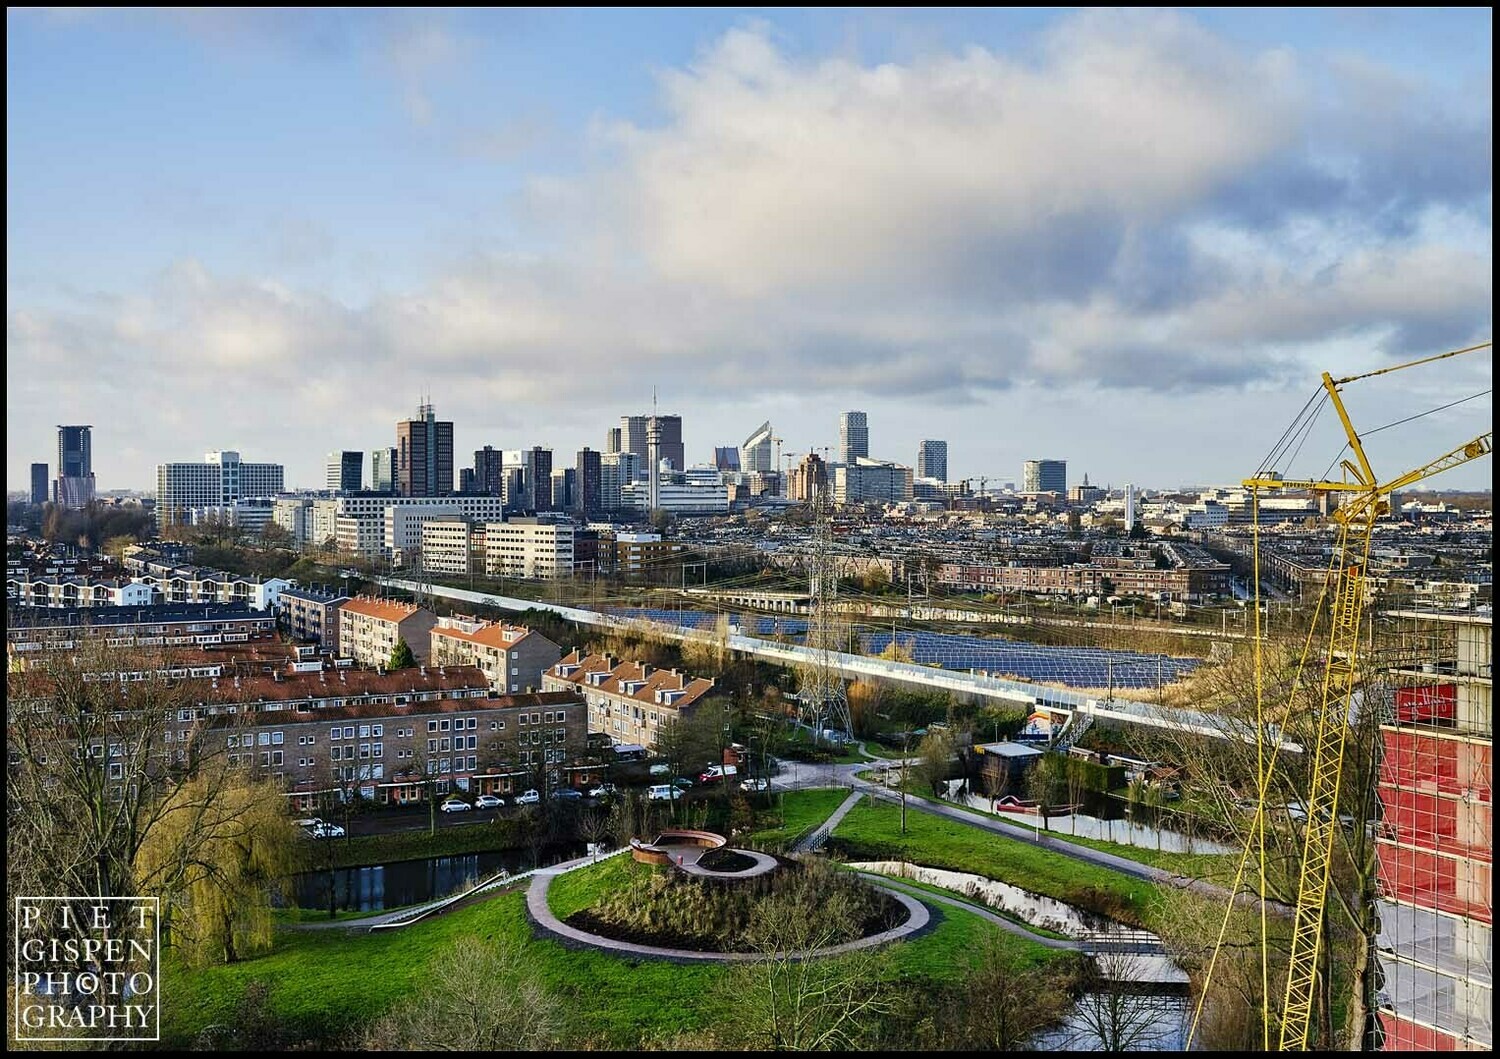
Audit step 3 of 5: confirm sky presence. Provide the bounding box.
[7,8,1493,493]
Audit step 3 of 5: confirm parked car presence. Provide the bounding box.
[699,764,739,784]
[439,798,472,813]
[308,821,345,838]
[515,789,541,806]
[647,784,684,801]
[740,777,771,793]
[295,817,323,830]
[474,794,505,810]
[551,788,584,801]
[648,763,670,776]
[672,777,694,791]
[589,783,619,799]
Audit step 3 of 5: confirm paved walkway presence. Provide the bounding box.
[675,847,779,879]
[790,790,864,853]
[526,868,932,963]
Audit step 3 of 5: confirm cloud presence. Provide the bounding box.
[7,11,1493,488]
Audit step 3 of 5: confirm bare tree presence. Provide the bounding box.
[932,931,1076,1049]
[364,934,563,1050]
[1067,949,1175,1051]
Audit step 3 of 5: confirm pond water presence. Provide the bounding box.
[292,848,562,914]
[852,859,1194,1051]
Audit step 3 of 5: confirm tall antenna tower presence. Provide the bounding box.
[798,485,851,742]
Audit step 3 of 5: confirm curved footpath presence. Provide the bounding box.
[525,865,932,963]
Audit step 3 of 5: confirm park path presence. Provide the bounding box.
[790,789,864,853]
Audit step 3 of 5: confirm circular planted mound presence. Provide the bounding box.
[562,858,907,954]
[696,847,758,873]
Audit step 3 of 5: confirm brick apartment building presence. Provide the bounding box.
[541,651,717,749]
[276,585,350,649]
[338,597,437,668]
[428,615,563,694]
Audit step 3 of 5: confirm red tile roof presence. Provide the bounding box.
[340,596,427,623]
[430,621,534,650]
[548,651,715,709]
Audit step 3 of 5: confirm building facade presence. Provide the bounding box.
[474,445,504,495]
[575,448,602,516]
[541,651,717,750]
[337,597,438,667]
[789,452,828,502]
[481,518,575,579]
[429,616,563,694]
[370,447,397,493]
[276,585,350,648]
[418,517,474,575]
[834,458,914,506]
[1023,459,1068,495]
[326,451,363,493]
[1375,609,1491,1051]
[30,463,48,505]
[839,411,869,465]
[396,402,455,497]
[156,451,284,529]
[741,421,774,473]
[55,425,96,509]
[917,440,948,483]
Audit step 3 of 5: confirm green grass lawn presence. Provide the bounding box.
[829,799,1164,929]
[546,852,643,919]
[164,856,1061,1048]
[744,788,851,848]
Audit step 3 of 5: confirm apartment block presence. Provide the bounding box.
[541,650,717,750]
[156,451,284,529]
[129,567,291,610]
[7,575,155,609]
[337,597,438,668]
[6,603,275,654]
[429,616,563,694]
[1376,609,1492,1051]
[276,585,350,648]
[834,457,914,505]
[418,517,475,575]
[481,518,575,579]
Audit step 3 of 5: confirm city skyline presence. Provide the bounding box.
[7,8,1492,493]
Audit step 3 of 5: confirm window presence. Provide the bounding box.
[555,727,565,743]
[428,739,437,754]
[272,732,284,745]
[271,750,282,766]
[372,724,383,737]
[108,763,123,780]
[543,712,553,724]
[511,684,518,693]
[359,725,371,738]
[440,720,450,732]
[360,744,371,759]
[467,755,476,770]
[440,758,451,772]
[345,744,354,760]
[428,720,438,733]
[258,732,271,746]
[440,738,450,752]
[373,742,383,759]
[468,735,477,750]
[331,747,342,761]
[226,736,239,748]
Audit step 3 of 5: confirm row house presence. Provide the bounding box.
[428,615,562,694]
[6,603,275,656]
[130,566,291,611]
[541,651,717,750]
[7,574,156,609]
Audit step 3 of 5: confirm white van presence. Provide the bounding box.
[647,784,683,801]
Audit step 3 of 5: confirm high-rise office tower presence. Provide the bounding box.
[839,412,869,465]
[55,425,95,509]
[156,451,283,529]
[550,468,575,512]
[620,416,648,465]
[1022,459,1067,494]
[474,446,504,495]
[501,448,554,511]
[650,415,684,473]
[396,402,454,497]
[576,448,602,515]
[371,447,397,493]
[605,427,623,455]
[30,463,48,505]
[740,421,774,473]
[1124,484,1136,528]
[458,468,477,494]
[917,440,948,483]
[325,451,363,493]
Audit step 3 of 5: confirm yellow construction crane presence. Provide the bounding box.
[1190,341,1492,1051]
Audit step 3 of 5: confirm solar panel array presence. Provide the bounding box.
[862,630,1199,688]
[605,607,1198,689]
[606,607,809,636]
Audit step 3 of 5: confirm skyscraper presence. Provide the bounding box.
[55,425,95,509]
[740,421,774,473]
[576,448,602,515]
[156,451,283,529]
[1124,484,1136,528]
[325,451,363,493]
[501,448,554,511]
[917,440,948,482]
[474,446,504,495]
[396,402,454,497]
[371,447,397,493]
[623,413,684,472]
[605,427,622,455]
[30,463,48,505]
[839,412,868,465]
[1022,459,1067,494]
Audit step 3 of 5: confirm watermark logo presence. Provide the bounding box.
[13,897,160,1042]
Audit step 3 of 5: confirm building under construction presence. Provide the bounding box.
[1375,608,1492,1050]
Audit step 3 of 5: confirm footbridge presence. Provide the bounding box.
[376,578,1298,750]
